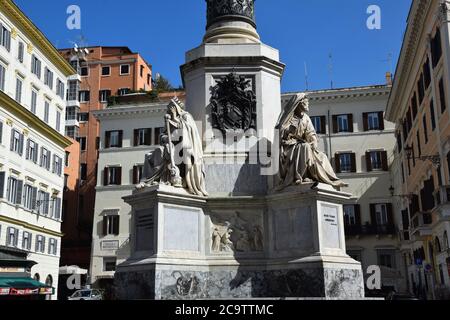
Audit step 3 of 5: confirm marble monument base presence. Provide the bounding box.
[115,184,364,300]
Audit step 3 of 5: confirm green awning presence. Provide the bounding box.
[0,277,53,296]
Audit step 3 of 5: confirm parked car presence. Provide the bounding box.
[68,289,103,301]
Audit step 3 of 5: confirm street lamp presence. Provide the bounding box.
[404,145,441,168]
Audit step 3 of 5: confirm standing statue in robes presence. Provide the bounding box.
[275,93,348,190]
[142,98,208,197]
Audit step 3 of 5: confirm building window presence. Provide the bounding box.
[147,74,151,85]
[344,205,358,226]
[67,80,79,101]
[56,79,65,99]
[439,78,447,113]
[56,110,61,132]
[105,130,123,148]
[35,235,45,253]
[44,101,50,123]
[430,99,436,131]
[0,24,11,51]
[118,88,130,96]
[80,163,87,181]
[26,139,39,163]
[80,66,89,77]
[310,116,326,134]
[423,58,431,89]
[65,106,78,121]
[48,238,57,255]
[140,65,144,77]
[102,66,110,76]
[40,147,51,170]
[77,137,87,151]
[65,152,70,167]
[333,114,353,133]
[79,90,90,103]
[99,90,111,103]
[363,112,384,131]
[0,64,5,92]
[154,127,164,145]
[335,153,356,173]
[65,126,79,139]
[23,184,37,211]
[44,68,54,89]
[444,231,449,250]
[134,128,152,146]
[373,204,389,225]
[104,167,122,186]
[417,74,425,106]
[30,90,37,114]
[31,55,42,79]
[53,155,63,176]
[378,250,395,269]
[15,77,23,103]
[431,28,442,68]
[103,215,120,236]
[78,112,89,123]
[366,150,387,172]
[103,258,117,272]
[120,64,130,75]
[17,42,24,63]
[22,231,32,251]
[37,191,50,216]
[10,129,24,156]
[133,165,144,184]
[51,198,62,220]
[7,227,19,247]
[7,177,22,205]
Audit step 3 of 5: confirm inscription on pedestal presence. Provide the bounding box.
[163,206,201,252]
[321,205,340,249]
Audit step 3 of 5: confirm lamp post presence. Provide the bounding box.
[404,145,441,168]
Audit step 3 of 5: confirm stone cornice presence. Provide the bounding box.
[92,104,167,119]
[0,0,76,77]
[386,0,432,121]
[282,85,390,103]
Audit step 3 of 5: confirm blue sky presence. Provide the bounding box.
[14,0,412,92]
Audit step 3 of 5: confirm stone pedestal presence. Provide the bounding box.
[115,184,364,299]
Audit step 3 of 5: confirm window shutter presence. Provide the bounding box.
[334,154,341,173]
[28,233,32,250]
[42,237,45,253]
[133,130,138,146]
[118,131,123,148]
[116,167,122,185]
[351,153,357,173]
[370,204,377,226]
[363,113,369,131]
[320,116,326,134]
[105,132,110,148]
[0,121,3,144]
[113,216,120,236]
[52,155,56,173]
[133,166,138,184]
[381,151,389,171]
[34,143,39,163]
[18,133,24,156]
[32,188,37,211]
[355,205,362,225]
[348,114,354,132]
[378,112,385,130]
[31,55,35,73]
[103,168,109,186]
[0,172,5,198]
[387,203,394,225]
[14,229,19,247]
[103,216,108,236]
[332,115,338,133]
[47,151,51,170]
[55,198,61,220]
[10,129,15,151]
[366,152,373,172]
[26,139,30,160]
[16,181,23,205]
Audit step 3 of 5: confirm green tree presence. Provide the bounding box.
[154,74,174,92]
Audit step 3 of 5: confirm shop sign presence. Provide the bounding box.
[0,288,10,296]
[10,288,39,296]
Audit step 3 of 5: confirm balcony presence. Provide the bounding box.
[410,212,433,239]
[345,224,396,237]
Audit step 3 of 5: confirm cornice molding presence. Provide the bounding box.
[0,91,71,148]
[0,215,63,238]
[282,86,390,103]
[0,0,75,77]
[386,0,432,121]
[92,105,167,119]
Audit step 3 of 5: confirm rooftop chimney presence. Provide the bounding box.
[386,72,393,85]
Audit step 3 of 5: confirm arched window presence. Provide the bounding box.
[435,237,442,253]
[444,231,449,250]
[45,275,53,287]
[33,273,40,282]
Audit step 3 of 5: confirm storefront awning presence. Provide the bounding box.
[0,277,54,296]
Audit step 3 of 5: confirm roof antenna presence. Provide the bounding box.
[328,52,334,89]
